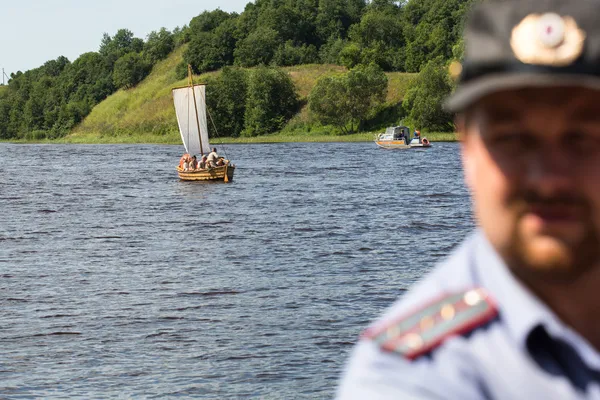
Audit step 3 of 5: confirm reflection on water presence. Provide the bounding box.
[0,142,473,398]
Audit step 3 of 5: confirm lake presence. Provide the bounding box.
[0,142,474,398]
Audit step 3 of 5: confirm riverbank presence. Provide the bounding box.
[5,131,456,144]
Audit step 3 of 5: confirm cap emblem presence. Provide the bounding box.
[511,13,586,67]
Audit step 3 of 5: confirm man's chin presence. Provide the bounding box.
[509,231,600,283]
[519,236,574,272]
[516,215,588,272]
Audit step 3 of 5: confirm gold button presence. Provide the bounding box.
[403,333,424,349]
[440,304,456,320]
[464,289,482,306]
[420,316,435,330]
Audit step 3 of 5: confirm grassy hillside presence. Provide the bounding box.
[66,46,420,144]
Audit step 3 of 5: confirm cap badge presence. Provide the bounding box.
[511,13,586,67]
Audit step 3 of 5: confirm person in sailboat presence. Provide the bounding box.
[206,147,220,168]
[190,155,198,170]
[179,153,191,169]
[199,155,208,169]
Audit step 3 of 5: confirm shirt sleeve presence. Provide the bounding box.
[336,340,486,400]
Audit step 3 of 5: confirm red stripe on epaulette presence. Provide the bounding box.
[362,288,498,360]
[402,294,497,359]
[362,290,457,340]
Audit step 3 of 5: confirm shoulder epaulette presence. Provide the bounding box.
[363,288,497,360]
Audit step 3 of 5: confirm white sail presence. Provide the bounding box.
[172,84,211,155]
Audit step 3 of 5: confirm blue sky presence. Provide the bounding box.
[0,0,249,78]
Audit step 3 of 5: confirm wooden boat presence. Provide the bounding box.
[176,164,235,181]
[375,126,431,149]
[173,65,235,182]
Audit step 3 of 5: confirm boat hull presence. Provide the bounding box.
[177,165,235,182]
[409,143,432,148]
[375,140,432,149]
[375,140,411,149]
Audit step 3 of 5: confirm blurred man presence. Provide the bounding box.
[337,0,600,398]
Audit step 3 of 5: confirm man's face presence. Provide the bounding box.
[460,87,600,282]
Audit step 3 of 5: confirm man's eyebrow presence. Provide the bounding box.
[482,107,522,124]
[570,108,600,122]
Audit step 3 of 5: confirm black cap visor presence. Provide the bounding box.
[445,72,600,113]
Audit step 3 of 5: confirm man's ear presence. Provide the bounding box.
[456,113,475,191]
[455,114,466,142]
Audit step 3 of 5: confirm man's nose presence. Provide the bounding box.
[525,148,575,197]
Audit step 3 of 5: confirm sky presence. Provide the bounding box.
[0,0,250,79]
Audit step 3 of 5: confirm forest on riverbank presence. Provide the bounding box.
[0,0,475,142]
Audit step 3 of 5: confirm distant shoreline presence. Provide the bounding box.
[1,131,457,145]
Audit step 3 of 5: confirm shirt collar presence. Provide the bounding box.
[471,230,550,347]
[471,230,600,370]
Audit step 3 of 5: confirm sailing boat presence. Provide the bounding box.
[173,65,235,182]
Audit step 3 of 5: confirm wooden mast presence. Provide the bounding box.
[188,64,204,156]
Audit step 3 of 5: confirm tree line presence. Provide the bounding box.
[0,0,475,140]
[181,0,473,75]
[0,28,183,140]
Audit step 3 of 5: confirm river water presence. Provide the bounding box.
[0,142,474,398]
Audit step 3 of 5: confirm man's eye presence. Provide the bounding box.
[566,131,600,153]
[490,133,535,148]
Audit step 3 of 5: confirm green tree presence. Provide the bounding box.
[42,56,70,77]
[212,18,238,66]
[308,74,350,132]
[346,7,405,70]
[173,25,191,46]
[339,43,362,69]
[205,67,249,137]
[257,3,317,45]
[274,41,319,66]
[402,0,475,72]
[66,52,114,102]
[234,27,281,67]
[189,9,232,33]
[99,29,144,68]
[402,58,453,132]
[183,17,238,74]
[0,99,11,139]
[144,28,175,64]
[319,37,347,64]
[315,0,365,43]
[243,66,299,136]
[309,63,387,133]
[233,2,260,41]
[349,8,403,49]
[112,52,151,89]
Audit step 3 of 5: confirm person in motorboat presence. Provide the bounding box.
[410,130,424,146]
[394,129,407,144]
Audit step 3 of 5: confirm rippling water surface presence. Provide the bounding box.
[0,142,474,398]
